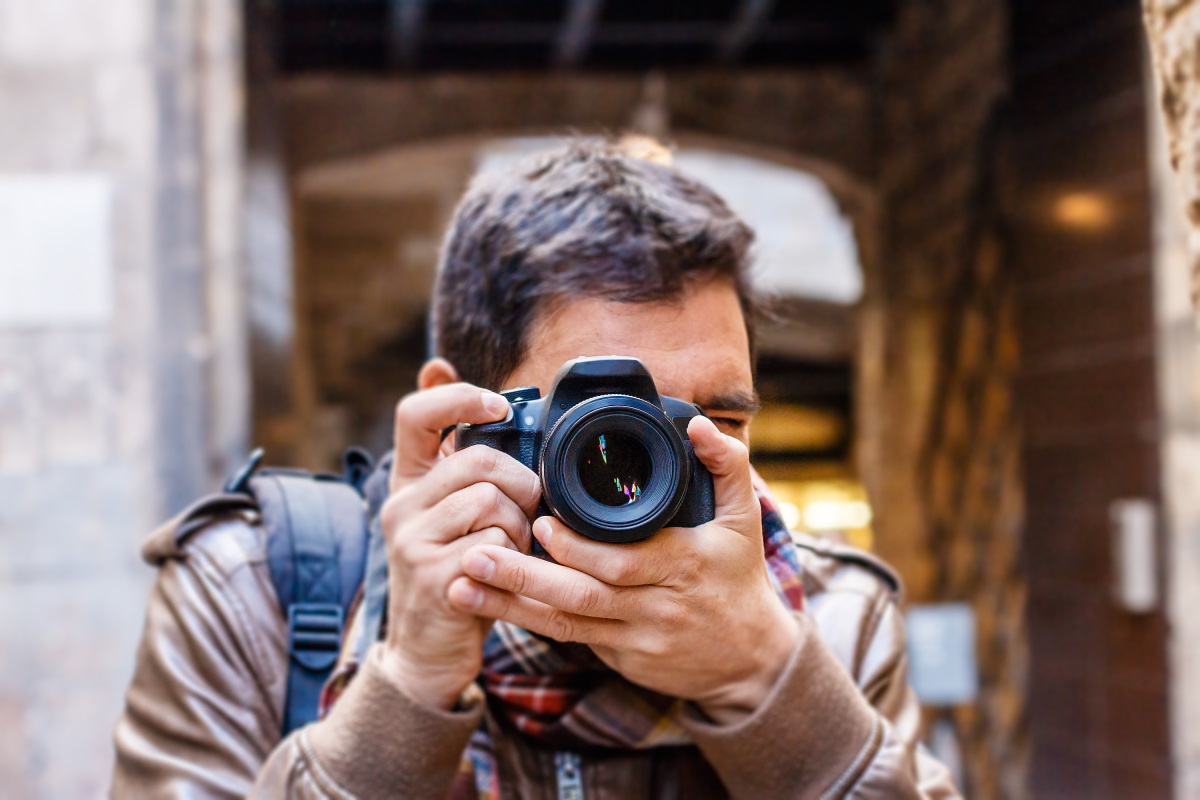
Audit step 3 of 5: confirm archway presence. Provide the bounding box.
[284,134,882,551]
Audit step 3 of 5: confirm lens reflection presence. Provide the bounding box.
[577,432,652,507]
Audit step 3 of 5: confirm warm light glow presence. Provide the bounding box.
[764,478,874,551]
[778,502,802,531]
[1054,192,1113,230]
[802,500,873,531]
[749,404,845,453]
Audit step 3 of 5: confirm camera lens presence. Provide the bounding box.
[540,395,692,543]
[576,432,653,507]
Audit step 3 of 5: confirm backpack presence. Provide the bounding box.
[169,447,389,735]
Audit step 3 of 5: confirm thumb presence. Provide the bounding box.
[686,415,760,532]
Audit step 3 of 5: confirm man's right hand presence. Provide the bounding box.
[376,380,541,710]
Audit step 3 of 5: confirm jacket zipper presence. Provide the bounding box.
[554,751,584,800]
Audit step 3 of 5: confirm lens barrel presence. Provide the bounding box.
[540,395,691,543]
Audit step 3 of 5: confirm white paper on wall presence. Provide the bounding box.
[0,174,114,326]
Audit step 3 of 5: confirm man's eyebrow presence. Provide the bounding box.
[697,390,762,415]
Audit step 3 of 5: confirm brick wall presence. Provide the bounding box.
[1009,1,1171,796]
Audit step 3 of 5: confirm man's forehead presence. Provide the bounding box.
[507,281,755,407]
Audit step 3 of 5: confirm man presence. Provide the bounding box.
[113,140,959,798]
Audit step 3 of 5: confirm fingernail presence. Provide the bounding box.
[533,518,553,545]
[482,391,509,417]
[450,582,484,610]
[464,551,495,580]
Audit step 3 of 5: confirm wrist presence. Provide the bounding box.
[696,607,800,725]
[377,647,473,712]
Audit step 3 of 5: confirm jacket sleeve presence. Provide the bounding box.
[111,519,481,799]
[681,596,960,799]
[112,521,289,798]
[251,647,484,799]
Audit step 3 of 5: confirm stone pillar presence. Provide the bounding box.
[0,0,244,794]
[1144,5,1200,797]
[870,1,1024,796]
[1147,49,1200,800]
[1145,0,1200,309]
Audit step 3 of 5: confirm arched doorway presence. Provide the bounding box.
[285,134,880,552]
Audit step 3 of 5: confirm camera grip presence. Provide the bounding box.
[454,421,539,472]
[668,448,716,529]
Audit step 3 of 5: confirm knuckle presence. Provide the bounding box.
[520,472,542,506]
[480,525,510,547]
[388,536,418,568]
[549,613,576,643]
[636,631,670,658]
[656,600,688,630]
[573,582,602,615]
[507,561,530,596]
[379,494,406,534]
[466,444,501,474]
[675,550,702,582]
[607,555,638,585]
[382,492,428,543]
[393,391,418,425]
[477,482,507,516]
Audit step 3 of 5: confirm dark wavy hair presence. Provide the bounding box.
[431,139,757,390]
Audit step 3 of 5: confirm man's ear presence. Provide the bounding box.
[417,357,460,391]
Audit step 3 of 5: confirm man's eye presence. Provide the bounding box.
[710,416,747,430]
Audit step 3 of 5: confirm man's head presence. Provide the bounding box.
[426,139,761,441]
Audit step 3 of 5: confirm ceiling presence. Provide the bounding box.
[274,0,898,74]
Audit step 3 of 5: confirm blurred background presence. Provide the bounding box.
[1,0,1198,797]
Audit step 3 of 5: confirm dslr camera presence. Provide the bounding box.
[456,356,715,543]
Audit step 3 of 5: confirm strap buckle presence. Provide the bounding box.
[287,602,344,672]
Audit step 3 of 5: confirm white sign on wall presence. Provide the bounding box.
[0,174,114,326]
[905,603,979,707]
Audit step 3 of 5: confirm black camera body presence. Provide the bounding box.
[455,356,715,543]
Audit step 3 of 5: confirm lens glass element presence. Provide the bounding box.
[576,432,652,507]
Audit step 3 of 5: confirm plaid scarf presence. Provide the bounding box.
[321,472,804,799]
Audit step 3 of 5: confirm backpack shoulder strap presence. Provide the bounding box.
[247,466,371,735]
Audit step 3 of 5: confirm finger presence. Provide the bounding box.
[390,383,510,491]
[460,545,633,619]
[414,445,541,518]
[686,415,759,529]
[446,577,622,647]
[429,525,524,573]
[532,516,675,587]
[419,482,534,551]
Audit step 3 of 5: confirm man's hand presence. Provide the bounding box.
[377,381,541,711]
[446,415,800,725]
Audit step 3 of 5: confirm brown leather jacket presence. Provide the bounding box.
[112,507,960,799]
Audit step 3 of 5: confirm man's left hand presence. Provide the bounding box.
[446,415,801,724]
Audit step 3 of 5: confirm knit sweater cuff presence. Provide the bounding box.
[305,645,484,799]
[681,612,880,800]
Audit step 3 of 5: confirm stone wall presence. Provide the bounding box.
[1147,48,1200,800]
[0,0,244,795]
[1145,0,1200,308]
[868,1,1025,796]
[1143,5,1200,793]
